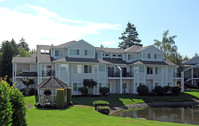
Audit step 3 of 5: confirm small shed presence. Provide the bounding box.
[36,76,69,106]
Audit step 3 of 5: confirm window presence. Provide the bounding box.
[139,66,144,72]
[55,50,64,57]
[155,83,160,86]
[128,54,131,60]
[154,54,161,59]
[99,65,105,72]
[154,54,157,59]
[84,65,92,73]
[41,50,50,54]
[99,83,106,88]
[148,54,151,59]
[73,83,81,92]
[70,49,79,55]
[143,53,147,58]
[104,53,110,57]
[73,65,82,73]
[98,53,102,59]
[113,54,117,57]
[84,50,94,56]
[118,54,121,57]
[168,67,172,73]
[155,67,161,74]
[61,67,66,71]
[147,67,153,74]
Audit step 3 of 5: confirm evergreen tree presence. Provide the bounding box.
[0,41,15,79]
[118,22,142,49]
[10,39,18,56]
[18,37,30,52]
[17,46,31,57]
[183,55,189,60]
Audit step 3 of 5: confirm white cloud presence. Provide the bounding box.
[0,5,120,49]
[0,0,4,2]
[100,41,118,46]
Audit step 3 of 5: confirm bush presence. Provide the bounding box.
[55,89,65,108]
[10,88,27,126]
[20,88,35,96]
[154,86,164,96]
[99,87,110,95]
[171,86,181,95]
[67,88,72,106]
[93,100,109,109]
[0,80,12,126]
[78,87,88,95]
[137,85,149,96]
[163,86,171,94]
[96,106,110,115]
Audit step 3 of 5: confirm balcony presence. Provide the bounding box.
[17,71,37,77]
[108,71,134,78]
[41,70,55,77]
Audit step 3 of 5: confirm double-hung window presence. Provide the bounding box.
[55,50,64,57]
[84,65,92,73]
[73,65,82,73]
[73,83,81,92]
[147,67,153,74]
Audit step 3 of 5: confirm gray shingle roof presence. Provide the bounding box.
[96,47,124,53]
[36,76,68,89]
[124,45,143,53]
[12,54,36,63]
[183,57,199,65]
[132,59,176,66]
[102,58,127,64]
[55,41,76,48]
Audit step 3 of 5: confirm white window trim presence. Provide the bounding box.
[69,48,80,56]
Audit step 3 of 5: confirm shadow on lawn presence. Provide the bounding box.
[72,91,199,107]
[35,104,72,111]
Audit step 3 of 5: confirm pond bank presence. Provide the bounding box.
[110,100,199,115]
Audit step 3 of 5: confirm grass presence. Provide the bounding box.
[25,89,199,126]
[73,90,199,107]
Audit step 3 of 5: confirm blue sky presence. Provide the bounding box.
[0,0,199,58]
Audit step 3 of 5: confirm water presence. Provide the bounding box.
[111,106,199,125]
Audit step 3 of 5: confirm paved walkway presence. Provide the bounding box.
[110,100,199,114]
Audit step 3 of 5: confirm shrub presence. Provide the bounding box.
[154,86,164,95]
[137,85,149,96]
[0,80,12,126]
[67,88,73,106]
[99,87,110,95]
[163,86,171,94]
[171,86,181,95]
[96,106,110,115]
[78,87,88,95]
[93,100,109,109]
[10,88,27,126]
[55,89,65,108]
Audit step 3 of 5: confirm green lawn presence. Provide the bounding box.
[25,89,199,126]
[73,90,199,107]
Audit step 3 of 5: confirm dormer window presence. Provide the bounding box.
[70,49,80,55]
[55,50,64,57]
[118,54,121,57]
[148,54,151,59]
[104,53,110,57]
[84,50,94,56]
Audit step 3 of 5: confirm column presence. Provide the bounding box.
[97,65,99,95]
[12,63,15,86]
[191,68,193,85]
[181,72,184,92]
[166,66,168,86]
[120,68,122,94]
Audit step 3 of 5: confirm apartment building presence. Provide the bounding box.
[12,39,183,95]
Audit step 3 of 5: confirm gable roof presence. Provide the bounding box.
[124,45,143,53]
[132,59,177,66]
[12,54,36,63]
[55,41,76,48]
[183,57,199,65]
[96,47,124,53]
[36,76,68,89]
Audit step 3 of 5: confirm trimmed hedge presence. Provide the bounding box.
[137,85,149,96]
[56,89,65,108]
[154,86,164,95]
[10,88,27,126]
[78,87,88,95]
[0,80,12,126]
[96,106,110,115]
[171,86,181,95]
[99,87,110,96]
[67,88,72,105]
[93,100,109,109]
[163,86,171,94]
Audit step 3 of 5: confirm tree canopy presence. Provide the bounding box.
[18,37,30,52]
[154,30,182,65]
[118,22,142,49]
[17,46,31,57]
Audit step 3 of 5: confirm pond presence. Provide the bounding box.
[111,106,199,125]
